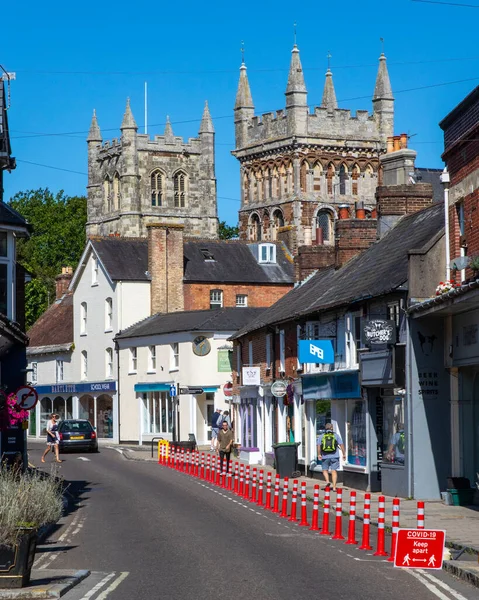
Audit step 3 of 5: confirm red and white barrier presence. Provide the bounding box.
[359,493,372,550]
[200,453,205,479]
[388,498,400,562]
[280,477,290,518]
[221,461,227,489]
[181,448,185,471]
[309,484,320,531]
[272,474,281,513]
[332,489,345,540]
[244,466,251,499]
[298,481,309,526]
[227,464,233,490]
[251,468,257,502]
[216,457,222,486]
[257,470,264,507]
[417,501,425,529]
[234,462,239,493]
[239,464,245,497]
[288,480,299,523]
[320,487,331,535]
[205,454,211,480]
[345,491,358,545]
[264,472,272,510]
[373,495,388,557]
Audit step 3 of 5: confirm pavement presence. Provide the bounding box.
[116,443,479,589]
[0,570,90,599]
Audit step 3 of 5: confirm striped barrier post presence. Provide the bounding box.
[221,460,228,489]
[417,501,425,529]
[280,477,290,518]
[251,468,257,502]
[200,453,205,480]
[264,472,272,510]
[181,448,185,472]
[256,470,264,506]
[309,484,320,531]
[320,487,331,535]
[288,480,299,522]
[210,455,216,483]
[388,498,400,562]
[373,495,389,557]
[359,493,373,550]
[272,474,281,513]
[332,489,345,540]
[239,464,245,497]
[215,456,220,486]
[345,491,358,545]
[158,443,162,465]
[186,450,191,475]
[234,462,239,494]
[173,447,177,470]
[205,454,210,481]
[243,466,250,499]
[195,452,199,477]
[298,481,309,526]
[227,464,233,490]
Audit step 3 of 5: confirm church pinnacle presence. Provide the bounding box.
[321,54,337,112]
[373,53,393,100]
[199,101,214,134]
[286,44,307,96]
[235,60,254,110]
[121,98,137,130]
[164,115,174,138]
[87,109,102,142]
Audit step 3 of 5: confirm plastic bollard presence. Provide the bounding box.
[280,477,290,518]
[272,474,281,513]
[359,493,373,550]
[373,495,389,557]
[320,487,331,535]
[332,489,345,540]
[288,480,299,522]
[298,481,309,526]
[264,472,272,510]
[309,484,320,531]
[388,498,400,562]
[345,491,358,545]
[256,470,264,507]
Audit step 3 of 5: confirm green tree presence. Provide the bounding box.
[218,220,239,240]
[9,189,87,328]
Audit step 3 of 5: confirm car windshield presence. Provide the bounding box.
[61,421,93,432]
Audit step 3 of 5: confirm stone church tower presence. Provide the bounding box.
[87,100,218,238]
[232,46,394,253]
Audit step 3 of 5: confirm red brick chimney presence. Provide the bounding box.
[55,266,73,299]
[147,223,185,315]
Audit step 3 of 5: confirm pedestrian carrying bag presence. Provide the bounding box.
[321,432,337,454]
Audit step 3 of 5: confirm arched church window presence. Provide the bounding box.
[243,172,249,205]
[326,163,335,195]
[313,162,322,193]
[174,171,187,208]
[300,161,308,193]
[250,213,261,241]
[103,177,111,212]
[113,172,120,210]
[339,164,348,195]
[351,165,360,196]
[316,210,334,244]
[151,170,164,207]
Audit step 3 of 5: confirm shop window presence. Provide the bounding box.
[346,399,367,467]
[40,397,53,435]
[315,399,331,437]
[143,392,173,434]
[240,401,257,448]
[382,396,405,465]
[97,394,113,438]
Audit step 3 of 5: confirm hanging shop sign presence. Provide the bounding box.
[271,380,288,398]
[298,340,335,364]
[242,367,261,386]
[362,319,396,346]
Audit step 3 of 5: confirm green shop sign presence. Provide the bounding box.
[217,349,233,373]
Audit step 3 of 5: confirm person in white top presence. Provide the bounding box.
[41,413,62,463]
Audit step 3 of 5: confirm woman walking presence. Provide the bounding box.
[41,414,62,463]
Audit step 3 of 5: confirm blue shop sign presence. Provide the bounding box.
[302,371,361,400]
[298,340,335,364]
[35,381,117,395]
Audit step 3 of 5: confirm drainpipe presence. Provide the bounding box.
[440,167,450,281]
[406,317,413,499]
[115,338,121,444]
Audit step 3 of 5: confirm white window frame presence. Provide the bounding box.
[248,341,253,365]
[236,294,248,307]
[258,243,276,264]
[56,359,64,383]
[265,334,272,370]
[279,329,285,373]
[345,312,361,369]
[130,347,138,373]
[81,351,88,380]
[92,256,99,285]
[236,343,241,377]
[105,297,113,331]
[170,343,179,371]
[148,345,157,373]
[0,231,14,320]
[106,348,113,379]
[80,302,87,335]
[210,289,223,309]
[297,325,303,371]
[31,362,38,384]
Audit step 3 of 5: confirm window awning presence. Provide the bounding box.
[302,370,361,400]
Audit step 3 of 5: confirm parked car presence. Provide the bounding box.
[58,419,99,453]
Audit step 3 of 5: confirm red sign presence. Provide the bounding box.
[223,382,233,397]
[394,528,445,570]
[14,386,39,411]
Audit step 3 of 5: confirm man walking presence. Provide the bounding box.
[217,420,234,474]
[317,423,346,492]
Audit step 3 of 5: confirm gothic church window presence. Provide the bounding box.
[174,171,187,208]
[352,165,360,196]
[151,170,164,207]
[103,177,111,212]
[313,163,322,193]
[243,173,249,205]
[250,213,261,241]
[316,210,334,244]
[339,164,348,195]
[300,161,308,193]
[113,172,120,210]
[326,164,335,195]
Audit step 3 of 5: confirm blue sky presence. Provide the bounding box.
[2,0,479,226]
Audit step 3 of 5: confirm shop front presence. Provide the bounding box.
[302,370,371,489]
[238,386,263,464]
[32,381,117,442]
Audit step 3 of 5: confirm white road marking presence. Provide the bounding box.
[77,457,91,461]
[407,570,453,600]
[95,572,129,600]
[417,569,469,600]
[79,572,117,600]
[107,447,124,455]
[35,511,86,569]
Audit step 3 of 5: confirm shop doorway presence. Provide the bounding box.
[79,395,95,425]
[465,372,479,486]
[205,396,215,444]
[97,394,113,439]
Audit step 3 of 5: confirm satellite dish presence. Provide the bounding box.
[450,256,469,271]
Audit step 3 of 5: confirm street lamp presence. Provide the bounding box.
[440,167,450,280]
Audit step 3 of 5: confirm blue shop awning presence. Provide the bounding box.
[134,383,173,393]
[302,370,361,400]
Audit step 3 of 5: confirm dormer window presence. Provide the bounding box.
[258,243,276,264]
[201,248,215,261]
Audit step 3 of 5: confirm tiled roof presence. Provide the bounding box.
[27,293,73,348]
[415,168,443,204]
[0,203,29,229]
[232,203,445,338]
[88,237,295,284]
[116,307,267,340]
